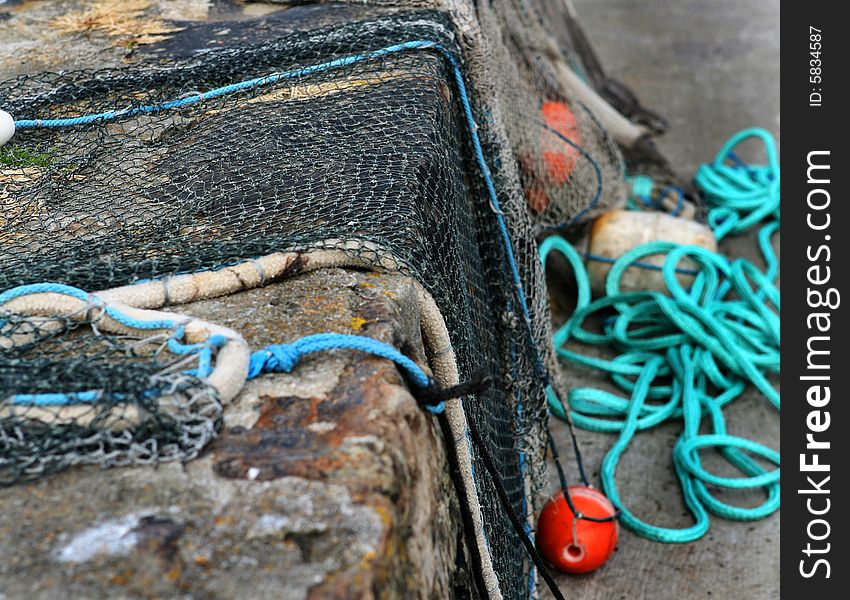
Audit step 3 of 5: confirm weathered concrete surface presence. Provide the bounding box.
[0,0,398,77]
[0,269,460,599]
[2,5,463,597]
[544,1,780,599]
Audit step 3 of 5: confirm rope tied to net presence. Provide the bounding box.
[246,332,495,414]
[4,41,580,597]
[540,128,780,543]
[3,37,553,389]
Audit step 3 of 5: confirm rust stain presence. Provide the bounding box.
[207,275,429,595]
[132,516,186,564]
[212,357,404,484]
[109,569,134,586]
[193,555,210,568]
[266,252,307,285]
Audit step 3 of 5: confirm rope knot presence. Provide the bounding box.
[248,344,299,378]
[415,370,494,414]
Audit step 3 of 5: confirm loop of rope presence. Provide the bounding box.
[0,283,221,405]
[539,129,780,543]
[1,286,482,415]
[694,127,780,240]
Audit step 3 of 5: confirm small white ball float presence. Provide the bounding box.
[0,110,16,147]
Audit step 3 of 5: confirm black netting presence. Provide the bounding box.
[0,308,221,486]
[0,5,629,598]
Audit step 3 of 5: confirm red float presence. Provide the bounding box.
[524,100,582,213]
[537,485,618,574]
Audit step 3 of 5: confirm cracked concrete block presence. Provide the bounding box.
[0,269,461,598]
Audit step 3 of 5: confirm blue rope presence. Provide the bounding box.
[246,332,442,412]
[9,390,102,407]
[1,284,443,411]
[540,129,781,543]
[0,282,176,331]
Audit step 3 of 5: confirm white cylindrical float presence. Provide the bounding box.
[0,110,15,147]
[586,210,717,296]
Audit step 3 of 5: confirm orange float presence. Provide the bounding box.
[537,485,618,574]
[524,100,582,213]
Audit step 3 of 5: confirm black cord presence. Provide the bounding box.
[418,369,494,406]
[545,428,618,524]
[465,414,568,600]
[547,384,590,486]
[418,367,616,600]
[435,411,491,598]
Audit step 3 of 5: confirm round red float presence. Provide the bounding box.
[540,100,581,185]
[537,485,618,574]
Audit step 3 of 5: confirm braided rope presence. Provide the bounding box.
[540,129,780,543]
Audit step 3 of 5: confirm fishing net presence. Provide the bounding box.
[0,304,222,486]
[0,3,632,598]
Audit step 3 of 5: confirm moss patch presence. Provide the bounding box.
[0,146,54,168]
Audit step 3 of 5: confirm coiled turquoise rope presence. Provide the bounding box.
[541,129,780,543]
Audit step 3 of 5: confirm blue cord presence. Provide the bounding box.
[246,332,442,412]
[13,42,439,129]
[584,252,699,275]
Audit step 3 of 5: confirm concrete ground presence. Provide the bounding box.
[545,1,780,599]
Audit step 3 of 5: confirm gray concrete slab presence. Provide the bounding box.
[543,1,780,598]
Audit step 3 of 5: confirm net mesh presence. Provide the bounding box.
[0,307,221,486]
[0,3,628,597]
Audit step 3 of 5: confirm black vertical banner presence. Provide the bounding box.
[782,2,848,597]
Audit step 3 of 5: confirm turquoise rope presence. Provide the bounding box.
[626,175,654,210]
[626,175,684,216]
[695,127,780,241]
[540,129,780,543]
